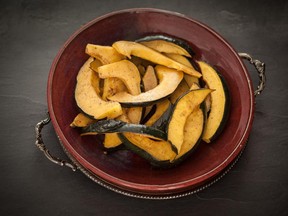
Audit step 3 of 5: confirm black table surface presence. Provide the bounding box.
[1,0,287,215]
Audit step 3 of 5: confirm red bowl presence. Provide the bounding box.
[47,8,254,198]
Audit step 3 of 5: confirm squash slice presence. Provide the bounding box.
[140,40,191,57]
[97,60,141,95]
[165,53,199,87]
[167,88,213,153]
[142,65,158,118]
[144,99,171,126]
[112,41,201,78]
[119,133,176,166]
[198,61,230,143]
[75,58,123,119]
[85,44,125,65]
[169,79,189,104]
[174,107,205,161]
[70,113,96,128]
[108,65,183,106]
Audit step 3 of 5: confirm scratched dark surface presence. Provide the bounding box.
[0,0,287,215]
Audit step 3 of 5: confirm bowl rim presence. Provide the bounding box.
[47,8,255,196]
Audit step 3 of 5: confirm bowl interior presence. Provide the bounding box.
[48,8,254,194]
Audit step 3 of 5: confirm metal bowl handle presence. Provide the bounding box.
[35,112,77,171]
[238,52,266,96]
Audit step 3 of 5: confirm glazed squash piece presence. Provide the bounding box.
[70,113,96,128]
[165,53,199,87]
[112,41,201,78]
[74,57,123,119]
[119,133,176,166]
[167,88,213,154]
[108,65,184,106]
[174,107,205,162]
[136,34,195,57]
[140,40,191,57]
[198,61,230,143]
[88,51,128,101]
[142,65,158,118]
[169,79,190,104]
[97,60,141,95]
[85,44,125,65]
[97,60,143,123]
[144,99,171,126]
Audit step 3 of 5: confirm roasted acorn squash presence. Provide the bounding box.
[198,61,230,143]
[108,65,184,106]
[74,58,123,119]
[167,88,212,153]
[112,41,201,78]
[119,133,176,167]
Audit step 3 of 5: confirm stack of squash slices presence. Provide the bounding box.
[70,35,230,168]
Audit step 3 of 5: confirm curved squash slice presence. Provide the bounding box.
[198,61,230,143]
[112,41,201,78]
[85,44,125,65]
[82,119,167,141]
[97,60,141,95]
[70,113,96,128]
[169,79,189,104]
[119,133,176,166]
[103,133,123,150]
[174,107,205,162]
[165,53,199,87]
[108,65,184,107]
[140,40,191,57]
[142,65,158,118]
[167,88,212,154]
[144,99,171,126]
[75,58,123,119]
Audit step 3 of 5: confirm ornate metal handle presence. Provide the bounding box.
[238,53,266,96]
[35,112,77,171]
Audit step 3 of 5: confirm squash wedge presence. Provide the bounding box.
[167,88,213,154]
[169,79,190,104]
[112,41,201,78]
[165,53,199,87]
[75,58,123,119]
[97,60,141,95]
[70,113,96,128]
[136,34,195,56]
[140,40,191,57]
[144,99,171,126]
[174,107,205,161]
[108,65,183,107]
[85,44,125,64]
[142,65,158,118]
[119,133,176,166]
[198,61,230,143]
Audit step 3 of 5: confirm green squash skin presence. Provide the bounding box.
[118,133,174,168]
[82,119,167,141]
[135,34,195,57]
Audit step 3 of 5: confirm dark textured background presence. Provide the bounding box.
[1,0,287,215]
